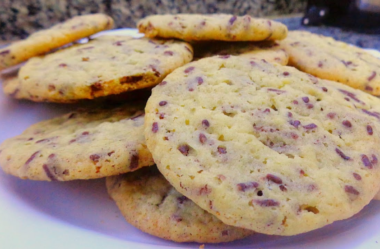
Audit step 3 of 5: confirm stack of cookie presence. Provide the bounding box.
[1,13,380,244]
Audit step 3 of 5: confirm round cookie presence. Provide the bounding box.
[15,35,193,103]
[193,41,289,65]
[0,104,154,181]
[0,14,114,71]
[145,56,380,236]
[106,166,253,243]
[138,14,288,42]
[279,31,380,96]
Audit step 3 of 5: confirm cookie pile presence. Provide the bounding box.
[1,13,380,244]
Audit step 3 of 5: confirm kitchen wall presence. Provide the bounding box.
[0,0,306,41]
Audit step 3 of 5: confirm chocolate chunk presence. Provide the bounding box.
[129,154,139,170]
[90,154,100,163]
[24,151,40,166]
[202,119,210,128]
[237,181,259,192]
[342,120,352,128]
[345,185,359,195]
[253,199,279,207]
[368,71,376,82]
[199,133,207,144]
[152,122,159,133]
[361,154,373,169]
[217,146,227,154]
[229,16,237,25]
[178,144,190,156]
[335,148,350,160]
[159,101,167,106]
[184,67,194,74]
[266,174,282,184]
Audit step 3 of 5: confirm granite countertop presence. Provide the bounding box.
[277,16,380,50]
[0,16,379,51]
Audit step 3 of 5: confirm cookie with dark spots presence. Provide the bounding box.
[14,35,193,103]
[0,104,154,181]
[145,56,380,236]
[193,41,289,65]
[138,14,287,42]
[279,31,380,96]
[0,14,114,71]
[106,166,253,243]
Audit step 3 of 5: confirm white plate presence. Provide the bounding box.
[1,29,380,249]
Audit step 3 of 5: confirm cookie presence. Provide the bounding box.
[279,31,380,95]
[0,14,114,71]
[138,14,288,42]
[106,166,253,243]
[145,56,380,236]
[0,104,154,181]
[193,41,289,65]
[14,35,193,103]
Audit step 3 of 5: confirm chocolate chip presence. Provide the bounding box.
[159,101,167,106]
[335,148,350,160]
[229,16,237,25]
[303,123,317,130]
[164,51,173,56]
[120,76,143,84]
[279,185,287,192]
[43,164,58,181]
[237,181,259,192]
[196,77,204,85]
[152,122,159,133]
[0,50,10,56]
[184,67,194,74]
[322,87,328,92]
[353,173,361,180]
[290,120,301,128]
[302,97,309,103]
[361,154,373,169]
[253,199,279,207]
[159,81,167,86]
[199,133,207,144]
[178,144,190,156]
[365,85,373,91]
[283,72,290,76]
[371,154,378,165]
[266,174,282,184]
[368,71,376,82]
[362,109,380,120]
[202,119,210,128]
[342,120,352,128]
[345,185,359,195]
[90,154,100,163]
[24,151,40,166]
[339,89,364,104]
[129,154,139,170]
[217,146,227,154]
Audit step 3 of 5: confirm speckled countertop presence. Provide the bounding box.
[0,16,379,52]
[277,16,380,50]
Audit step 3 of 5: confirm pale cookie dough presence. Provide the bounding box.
[13,35,193,103]
[279,31,380,95]
[0,104,154,181]
[138,14,288,42]
[193,41,289,65]
[0,14,114,71]
[145,56,380,236]
[106,166,253,243]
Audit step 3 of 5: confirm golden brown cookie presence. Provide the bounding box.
[0,14,114,71]
[280,31,380,95]
[138,14,288,42]
[145,56,380,236]
[0,104,154,181]
[12,36,193,103]
[106,166,253,243]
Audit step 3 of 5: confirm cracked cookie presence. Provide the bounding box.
[145,55,380,236]
[0,104,154,181]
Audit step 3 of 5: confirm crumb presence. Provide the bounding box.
[199,244,205,249]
